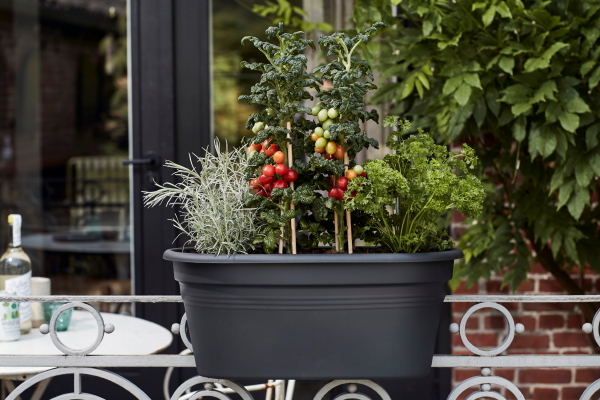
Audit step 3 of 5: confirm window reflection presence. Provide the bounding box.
[1,0,129,312]
[212,0,302,147]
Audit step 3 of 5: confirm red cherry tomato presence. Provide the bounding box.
[257,188,268,197]
[262,165,275,177]
[251,143,262,152]
[324,153,334,160]
[262,140,270,151]
[334,145,344,160]
[315,147,325,154]
[283,169,298,182]
[265,144,279,157]
[273,151,285,164]
[259,174,274,185]
[250,178,261,189]
[359,171,367,177]
[351,190,357,198]
[328,187,344,200]
[273,179,288,189]
[275,163,287,176]
[337,177,349,190]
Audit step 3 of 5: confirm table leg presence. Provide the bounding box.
[29,377,51,400]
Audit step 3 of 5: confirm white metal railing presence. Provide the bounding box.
[2,295,600,400]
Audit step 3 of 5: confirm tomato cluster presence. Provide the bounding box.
[249,147,298,198]
[248,138,279,158]
[327,165,365,200]
[309,103,345,160]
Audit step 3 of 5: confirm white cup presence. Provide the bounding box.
[30,277,51,329]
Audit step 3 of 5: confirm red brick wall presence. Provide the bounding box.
[451,214,600,399]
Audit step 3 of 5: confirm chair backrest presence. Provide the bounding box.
[65,156,128,231]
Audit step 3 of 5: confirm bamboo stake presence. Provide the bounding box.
[334,211,340,252]
[344,153,353,254]
[286,122,297,254]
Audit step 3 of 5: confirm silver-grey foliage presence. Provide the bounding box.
[143,141,263,255]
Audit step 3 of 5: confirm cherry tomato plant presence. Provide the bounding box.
[240,23,385,253]
[298,23,385,251]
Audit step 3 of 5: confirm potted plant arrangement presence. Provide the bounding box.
[146,23,485,380]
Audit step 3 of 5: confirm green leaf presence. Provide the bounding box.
[474,97,486,128]
[591,153,600,176]
[498,84,530,104]
[482,6,496,27]
[530,80,557,103]
[581,60,596,77]
[512,115,526,142]
[575,159,594,187]
[463,73,482,89]
[496,1,512,18]
[586,123,599,150]
[485,87,500,117]
[557,180,574,209]
[567,186,589,219]
[524,57,550,72]
[511,103,531,116]
[542,42,568,60]
[390,0,403,4]
[443,76,462,95]
[423,19,434,37]
[558,111,579,133]
[565,96,591,114]
[400,78,415,100]
[416,72,430,90]
[498,56,514,75]
[589,66,600,89]
[454,82,472,106]
[536,128,557,158]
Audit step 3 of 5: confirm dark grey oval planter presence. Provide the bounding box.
[164,248,463,380]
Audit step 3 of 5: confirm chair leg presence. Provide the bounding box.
[265,379,274,400]
[4,380,23,400]
[285,380,295,400]
[30,378,52,400]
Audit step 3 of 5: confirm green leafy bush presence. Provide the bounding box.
[345,117,485,252]
[143,141,263,255]
[351,0,600,321]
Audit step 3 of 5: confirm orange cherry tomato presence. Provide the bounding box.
[311,133,319,141]
[273,151,285,164]
[315,147,325,154]
[346,169,357,180]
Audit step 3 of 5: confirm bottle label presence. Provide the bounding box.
[5,271,31,322]
[0,293,20,341]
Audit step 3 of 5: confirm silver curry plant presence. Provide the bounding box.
[143,140,263,255]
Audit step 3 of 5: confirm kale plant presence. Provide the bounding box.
[240,23,322,253]
[143,141,263,255]
[345,117,485,253]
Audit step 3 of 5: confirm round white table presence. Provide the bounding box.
[0,311,173,399]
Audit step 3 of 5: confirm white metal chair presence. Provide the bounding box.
[162,349,296,400]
